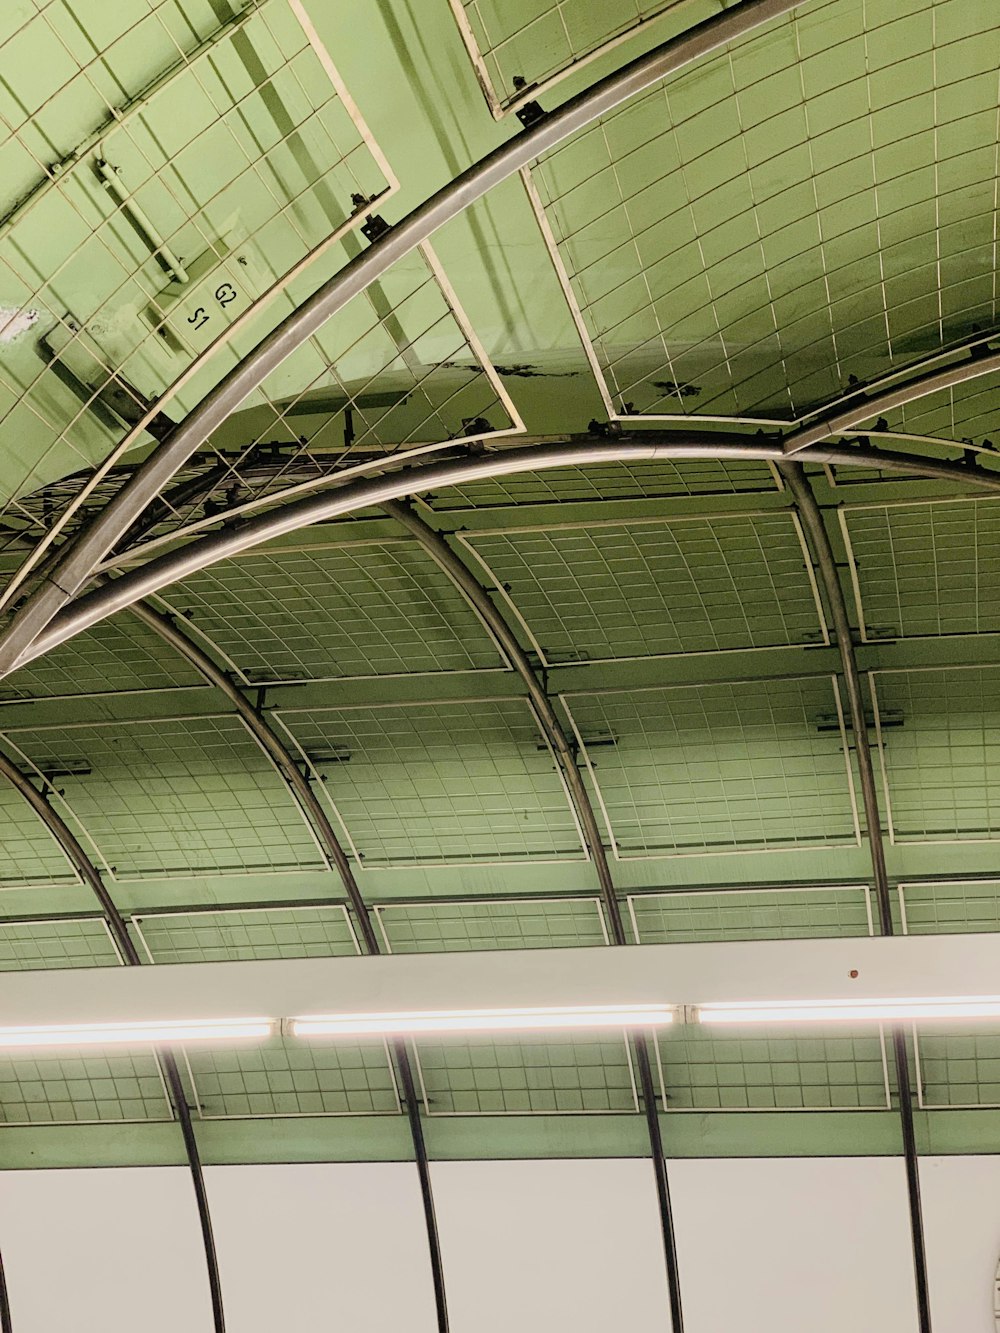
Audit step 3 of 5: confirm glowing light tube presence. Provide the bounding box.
[0,1017,274,1049]
[698,998,1000,1025]
[291,1003,675,1038]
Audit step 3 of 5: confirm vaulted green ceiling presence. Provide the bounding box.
[0,0,998,1171]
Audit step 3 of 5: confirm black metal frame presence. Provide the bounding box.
[126,597,452,1333]
[0,743,227,1333]
[780,462,932,1333]
[382,498,686,1330]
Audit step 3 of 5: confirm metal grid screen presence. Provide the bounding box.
[1,714,323,878]
[0,0,394,541]
[564,676,860,856]
[527,0,1000,422]
[278,699,585,865]
[169,539,503,682]
[135,905,399,1119]
[873,667,1000,843]
[375,895,609,952]
[628,885,873,943]
[462,511,825,663]
[842,498,1000,640]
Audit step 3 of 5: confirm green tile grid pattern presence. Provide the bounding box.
[452,0,705,112]
[131,904,360,963]
[898,881,1000,935]
[425,458,779,509]
[136,904,398,1118]
[627,885,873,944]
[0,915,120,969]
[414,1033,639,1115]
[0,0,394,511]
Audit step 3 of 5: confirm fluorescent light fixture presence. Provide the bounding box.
[0,1017,274,1050]
[699,998,1000,1025]
[291,1003,674,1039]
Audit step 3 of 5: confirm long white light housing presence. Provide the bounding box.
[0,1017,274,1049]
[291,1003,675,1039]
[699,998,1000,1025]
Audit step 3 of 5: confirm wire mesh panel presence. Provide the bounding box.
[1,714,323,878]
[449,0,713,117]
[0,1050,171,1124]
[134,904,399,1118]
[656,1024,892,1111]
[414,1033,638,1114]
[0,916,120,969]
[278,699,585,865]
[841,499,1000,640]
[132,904,359,962]
[564,676,860,856]
[0,0,395,550]
[168,539,504,682]
[0,780,78,887]
[898,881,1000,935]
[375,895,608,952]
[425,457,780,509]
[914,1029,1000,1109]
[527,0,1000,422]
[872,667,1000,843]
[183,1037,401,1118]
[1,606,203,699]
[628,884,873,943]
[462,511,825,664]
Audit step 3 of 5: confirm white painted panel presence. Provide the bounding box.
[432,1158,671,1331]
[670,1157,919,1333]
[920,1156,1000,1331]
[205,1163,438,1332]
[0,1167,213,1332]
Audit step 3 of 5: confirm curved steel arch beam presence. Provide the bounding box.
[15,432,1000,673]
[123,597,451,1333]
[0,745,227,1333]
[0,1246,11,1333]
[382,498,686,1330]
[783,348,1000,454]
[779,462,931,1333]
[0,0,804,679]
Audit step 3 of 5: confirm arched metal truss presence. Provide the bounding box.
[124,596,452,1333]
[383,499,686,1329]
[0,745,227,1333]
[779,463,932,1333]
[0,0,804,678]
[15,429,1000,673]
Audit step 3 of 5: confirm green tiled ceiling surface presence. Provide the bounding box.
[1,0,1000,1162]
